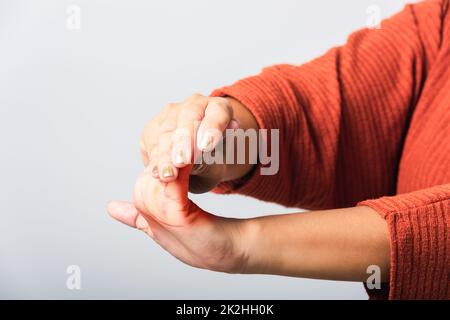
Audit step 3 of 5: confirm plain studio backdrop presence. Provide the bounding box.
[0,0,409,299]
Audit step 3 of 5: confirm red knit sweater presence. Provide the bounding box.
[212,0,449,299]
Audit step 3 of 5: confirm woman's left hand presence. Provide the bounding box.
[108,163,390,282]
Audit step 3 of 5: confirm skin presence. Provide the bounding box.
[108,94,391,282]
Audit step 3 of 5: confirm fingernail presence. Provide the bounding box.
[200,134,214,150]
[162,165,174,178]
[174,150,184,164]
[151,165,159,176]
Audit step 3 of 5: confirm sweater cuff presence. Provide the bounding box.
[358,184,450,300]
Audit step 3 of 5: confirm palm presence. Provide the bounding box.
[108,166,243,273]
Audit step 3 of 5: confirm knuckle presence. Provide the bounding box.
[141,117,158,145]
[210,101,232,118]
[148,147,158,162]
[184,93,206,105]
[212,96,228,106]
[164,103,178,112]
[180,106,203,121]
[158,118,176,133]
[189,93,203,100]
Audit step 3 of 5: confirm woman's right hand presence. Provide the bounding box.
[140,94,258,193]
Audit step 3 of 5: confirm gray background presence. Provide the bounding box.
[0,0,407,299]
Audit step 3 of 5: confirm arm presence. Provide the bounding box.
[108,166,390,282]
[139,0,445,201]
[111,0,448,300]
[359,184,450,299]
[211,0,446,209]
[241,206,390,282]
[108,182,449,298]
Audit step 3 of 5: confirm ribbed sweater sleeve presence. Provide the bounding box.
[209,0,449,300]
[211,0,445,209]
[359,184,449,300]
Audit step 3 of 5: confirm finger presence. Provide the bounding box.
[133,173,151,217]
[141,104,177,168]
[197,98,233,151]
[140,115,160,166]
[138,212,202,266]
[107,199,200,266]
[133,172,167,223]
[150,107,178,182]
[133,168,193,226]
[145,146,160,179]
[157,131,178,182]
[107,200,140,228]
[107,200,155,238]
[161,166,196,225]
[164,164,191,199]
[172,102,204,168]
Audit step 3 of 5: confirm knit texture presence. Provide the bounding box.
[211,0,449,299]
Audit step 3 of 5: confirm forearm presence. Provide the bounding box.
[197,99,392,282]
[210,1,445,209]
[239,206,390,282]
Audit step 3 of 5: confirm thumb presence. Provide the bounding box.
[107,200,149,230]
[132,165,195,226]
[107,200,139,227]
[164,164,191,197]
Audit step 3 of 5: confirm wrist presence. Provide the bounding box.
[229,217,266,274]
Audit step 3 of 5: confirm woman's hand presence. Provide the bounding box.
[139,94,258,193]
[107,165,249,273]
[109,93,390,281]
[108,161,390,281]
[107,93,259,273]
